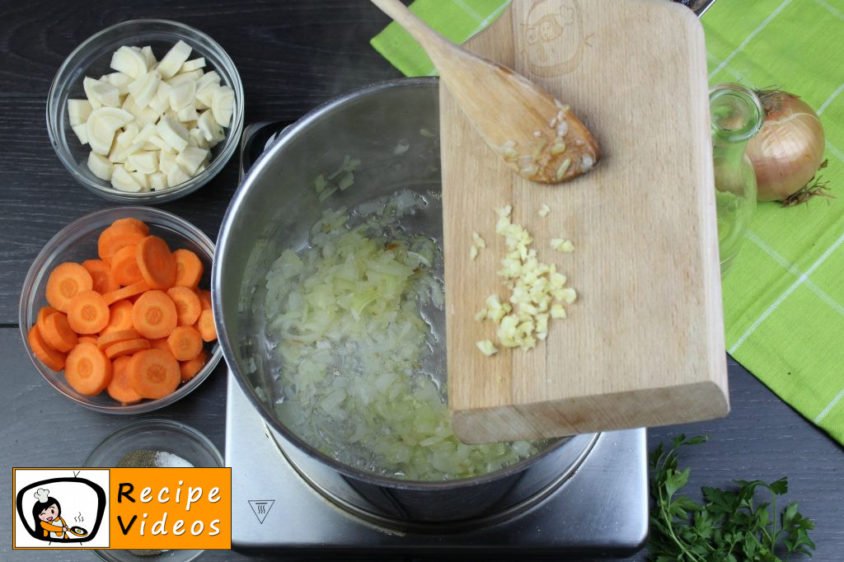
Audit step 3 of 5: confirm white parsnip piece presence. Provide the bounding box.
[86,107,133,155]
[169,80,196,111]
[159,149,178,175]
[176,146,209,175]
[169,69,203,84]
[211,85,234,127]
[197,109,223,143]
[177,105,198,122]
[149,172,167,191]
[110,46,148,79]
[140,46,156,69]
[71,123,88,145]
[196,70,220,90]
[69,40,234,192]
[157,40,192,79]
[111,164,143,192]
[127,151,159,175]
[194,82,219,109]
[166,165,191,188]
[181,58,206,73]
[104,72,132,95]
[87,152,113,180]
[84,77,120,108]
[156,116,189,153]
[67,99,92,126]
[128,70,160,108]
[189,127,209,149]
[130,169,149,190]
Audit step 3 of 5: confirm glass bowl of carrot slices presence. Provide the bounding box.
[19,206,221,413]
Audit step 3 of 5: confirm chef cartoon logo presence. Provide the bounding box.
[13,469,109,549]
[520,0,586,77]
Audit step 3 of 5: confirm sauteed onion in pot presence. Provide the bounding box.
[263,190,544,481]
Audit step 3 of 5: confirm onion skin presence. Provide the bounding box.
[746,91,826,202]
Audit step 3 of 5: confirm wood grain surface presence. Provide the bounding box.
[0,2,841,561]
[444,0,727,443]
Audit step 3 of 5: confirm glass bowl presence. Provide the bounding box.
[86,419,222,562]
[46,19,244,204]
[19,207,222,413]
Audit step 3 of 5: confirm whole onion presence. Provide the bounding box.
[746,90,827,204]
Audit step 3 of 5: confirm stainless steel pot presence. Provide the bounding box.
[213,79,598,531]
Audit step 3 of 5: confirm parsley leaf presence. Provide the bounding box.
[649,435,816,561]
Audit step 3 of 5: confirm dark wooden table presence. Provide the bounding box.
[1,2,841,561]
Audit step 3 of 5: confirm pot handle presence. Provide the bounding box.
[239,120,296,180]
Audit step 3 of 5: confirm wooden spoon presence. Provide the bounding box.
[371,0,600,184]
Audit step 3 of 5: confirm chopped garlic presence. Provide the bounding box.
[550,304,567,319]
[538,204,551,218]
[475,205,578,355]
[476,340,498,356]
[550,238,575,253]
[469,245,479,260]
[472,232,486,249]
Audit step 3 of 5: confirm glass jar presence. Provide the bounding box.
[710,84,763,275]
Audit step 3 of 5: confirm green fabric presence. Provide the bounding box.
[370,0,844,445]
[370,0,510,76]
[706,0,844,446]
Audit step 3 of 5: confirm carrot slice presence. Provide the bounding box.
[97,225,146,264]
[45,262,93,312]
[82,259,120,294]
[27,325,67,371]
[128,348,180,399]
[36,306,59,339]
[37,306,59,326]
[103,281,150,306]
[132,290,177,339]
[78,336,98,345]
[67,290,110,334]
[107,355,142,404]
[149,338,171,353]
[110,244,143,286]
[167,286,202,326]
[102,300,134,333]
[111,218,149,236]
[65,342,112,396]
[97,329,141,350]
[167,326,203,361]
[198,290,212,311]
[137,236,177,290]
[180,349,208,382]
[196,309,217,342]
[40,311,79,353]
[173,249,204,288]
[105,338,151,359]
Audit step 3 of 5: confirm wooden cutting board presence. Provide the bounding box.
[442,0,729,443]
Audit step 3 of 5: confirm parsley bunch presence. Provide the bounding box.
[649,435,815,562]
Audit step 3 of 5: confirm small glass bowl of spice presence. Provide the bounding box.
[85,419,222,562]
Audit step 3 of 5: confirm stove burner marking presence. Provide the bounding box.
[248,499,275,524]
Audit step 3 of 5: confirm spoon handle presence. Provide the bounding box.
[370,0,452,64]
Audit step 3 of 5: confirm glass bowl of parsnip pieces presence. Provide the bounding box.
[46,19,244,204]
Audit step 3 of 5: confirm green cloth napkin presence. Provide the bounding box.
[707,0,844,445]
[371,0,844,446]
[370,0,510,76]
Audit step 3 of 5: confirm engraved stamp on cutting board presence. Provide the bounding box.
[519,0,585,77]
